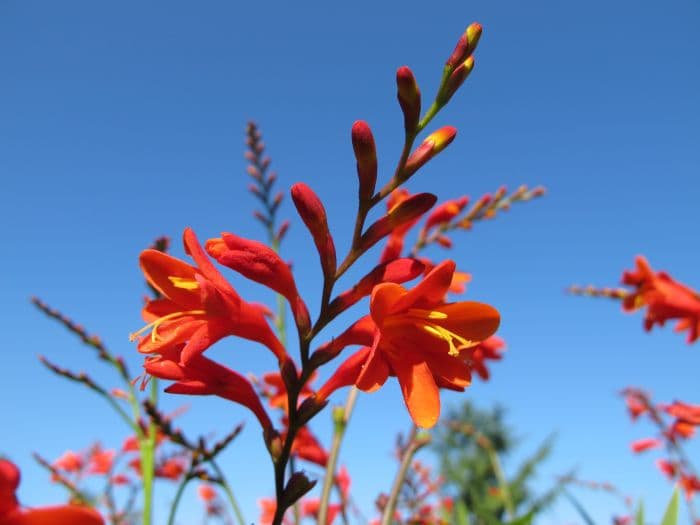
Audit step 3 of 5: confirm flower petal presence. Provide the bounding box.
[388,353,440,428]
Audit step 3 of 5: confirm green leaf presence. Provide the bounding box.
[660,489,679,525]
[455,500,471,525]
[504,509,536,525]
[563,490,596,525]
[634,500,644,525]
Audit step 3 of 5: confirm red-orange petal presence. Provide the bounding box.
[388,353,440,428]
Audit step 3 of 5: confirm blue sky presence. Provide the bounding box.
[2,1,699,523]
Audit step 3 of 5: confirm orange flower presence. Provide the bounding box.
[622,256,700,342]
[198,484,217,502]
[0,459,103,525]
[463,336,505,381]
[131,227,286,364]
[319,260,499,428]
[144,345,272,431]
[630,437,662,453]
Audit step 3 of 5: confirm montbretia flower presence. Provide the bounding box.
[318,260,499,428]
[131,227,286,365]
[0,459,103,525]
[144,345,273,432]
[622,256,700,343]
[630,437,662,453]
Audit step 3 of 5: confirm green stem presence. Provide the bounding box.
[318,387,358,525]
[140,379,159,525]
[211,460,246,525]
[486,446,515,521]
[166,474,191,525]
[380,427,430,525]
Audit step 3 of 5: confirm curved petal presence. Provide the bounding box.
[392,260,456,312]
[434,301,501,344]
[316,347,371,401]
[423,352,471,390]
[182,228,240,300]
[370,283,406,325]
[3,506,104,525]
[355,336,391,393]
[139,250,201,310]
[387,353,440,428]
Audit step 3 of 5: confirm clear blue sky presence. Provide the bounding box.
[2,1,699,523]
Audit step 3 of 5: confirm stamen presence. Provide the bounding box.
[406,308,448,320]
[129,309,206,343]
[422,324,474,356]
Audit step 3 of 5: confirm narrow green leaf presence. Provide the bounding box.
[563,490,596,525]
[660,489,679,525]
[634,500,644,525]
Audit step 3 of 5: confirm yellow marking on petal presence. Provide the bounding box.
[129,309,206,343]
[168,276,200,290]
[405,308,447,320]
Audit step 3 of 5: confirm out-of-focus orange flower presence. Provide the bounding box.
[0,459,104,525]
[261,371,315,413]
[622,256,700,342]
[656,459,678,480]
[87,446,114,475]
[462,336,505,381]
[630,437,662,453]
[52,451,83,473]
[623,389,649,421]
[198,484,217,502]
[155,457,185,481]
[663,400,700,425]
[319,260,499,428]
[420,196,469,237]
[335,465,351,500]
[301,499,340,525]
[258,498,290,525]
[131,227,286,365]
[680,473,700,500]
[290,425,328,467]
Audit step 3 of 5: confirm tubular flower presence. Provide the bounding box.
[621,256,700,343]
[319,260,499,428]
[144,345,273,432]
[0,459,104,525]
[379,189,428,263]
[630,437,662,453]
[461,336,505,381]
[131,227,287,365]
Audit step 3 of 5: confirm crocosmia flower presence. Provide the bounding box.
[318,260,499,428]
[131,227,286,364]
[0,459,104,525]
[622,256,700,342]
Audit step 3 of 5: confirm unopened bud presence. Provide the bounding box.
[396,66,421,133]
[438,56,475,106]
[360,193,437,251]
[446,22,482,69]
[282,471,317,508]
[351,121,378,203]
[297,395,328,426]
[291,183,337,280]
[403,126,457,179]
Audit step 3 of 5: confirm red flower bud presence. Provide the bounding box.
[329,258,425,317]
[438,56,475,106]
[403,127,457,179]
[351,121,378,203]
[360,193,437,252]
[290,183,337,280]
[206,233,310,334]
[446,22,482,69]
[396,66,421,133]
